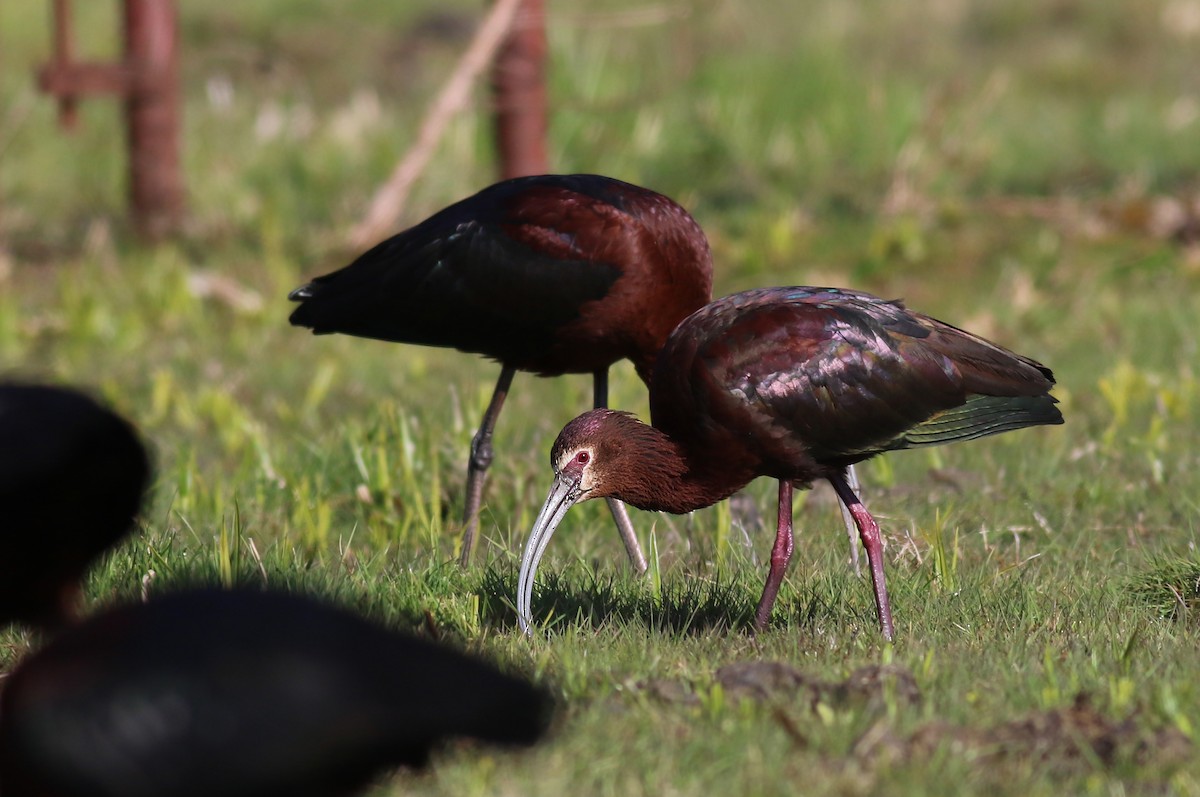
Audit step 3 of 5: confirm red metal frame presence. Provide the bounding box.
[37,0,546,236]
[491,0,548,179]
[37,0,184,239]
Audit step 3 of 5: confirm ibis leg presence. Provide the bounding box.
[829,472,895,642]
[458,366,516,567]
[841,464,863,577]
[593,369,648,575]
[753,480,794,632]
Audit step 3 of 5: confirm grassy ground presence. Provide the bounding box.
[3,0,1200,794]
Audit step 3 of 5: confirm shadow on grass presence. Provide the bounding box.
[92,534,482,638]
[475,563,876,637]
[476,564,755,636]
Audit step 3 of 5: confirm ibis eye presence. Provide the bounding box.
[576,451,590,465]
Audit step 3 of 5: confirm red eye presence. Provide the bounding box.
[576,451,590,465]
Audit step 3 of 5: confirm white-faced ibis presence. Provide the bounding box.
[0,383,150,629]
[517,287,1064,641]
[0,588,552,797]
[289,174,714,571]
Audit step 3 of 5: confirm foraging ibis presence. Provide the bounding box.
[289,174,713,571]
[517,287,1064,641]
[0,588,552,797]
[0,383,150,629]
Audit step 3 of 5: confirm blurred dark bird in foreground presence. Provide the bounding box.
[518,287,1063,641]
[288,174,713,571]
[0,588,553,797]
[0,383,151,629]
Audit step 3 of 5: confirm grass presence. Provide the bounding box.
[3,0,1200,794]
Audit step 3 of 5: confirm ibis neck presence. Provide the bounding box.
[609,423,751,515]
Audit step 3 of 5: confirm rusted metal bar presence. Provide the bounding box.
[123,0,184,238]
[39,63,136,96]
[36,0,185,240]
[491,0,548,179]
[49,0,79,128]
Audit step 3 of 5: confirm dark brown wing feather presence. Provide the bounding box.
[289,174,712,377]
[651,287,1062,478]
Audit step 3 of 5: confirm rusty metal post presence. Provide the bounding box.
[49,0,80,129]
[491,0,548,179]
[123,0,184,239]
[37,0,184,240]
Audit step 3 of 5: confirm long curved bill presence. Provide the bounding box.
[517,471,583,636]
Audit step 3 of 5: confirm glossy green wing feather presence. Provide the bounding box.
[891,394,1063,449]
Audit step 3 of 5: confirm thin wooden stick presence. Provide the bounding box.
[349,0,524,249]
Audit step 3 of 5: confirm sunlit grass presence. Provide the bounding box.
[3,0,1200,794]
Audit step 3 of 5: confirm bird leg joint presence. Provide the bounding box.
[469,431,495,472]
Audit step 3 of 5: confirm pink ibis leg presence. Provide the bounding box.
[593,369,648,575]
[829,471,895,642]
[458,366,516,567]
[753,480,795,631]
